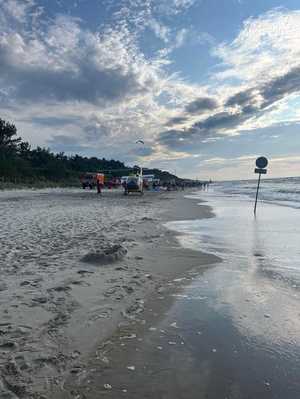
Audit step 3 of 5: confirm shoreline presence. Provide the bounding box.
[55,191,221,398]
[0,188,220,399]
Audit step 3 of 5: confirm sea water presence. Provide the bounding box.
[169,177,300,284]
[213,176,300,209]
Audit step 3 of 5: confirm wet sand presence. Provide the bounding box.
[0,188,218,398]
[55,190,300,399]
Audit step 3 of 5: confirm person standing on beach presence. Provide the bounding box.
[96,173,104,195]
[96,178,102,195]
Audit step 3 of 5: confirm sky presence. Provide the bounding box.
[1,0,300,180]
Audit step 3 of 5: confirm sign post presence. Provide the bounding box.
[254,157,268,215]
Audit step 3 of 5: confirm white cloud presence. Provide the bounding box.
[214,9,300,83]
[154,0,197,16]
[174,28,188,48]
[148,18,170,42]
[0,0,35,23]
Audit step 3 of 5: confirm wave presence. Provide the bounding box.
[213,176,300,209]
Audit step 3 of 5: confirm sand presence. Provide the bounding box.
[0,188,219,399]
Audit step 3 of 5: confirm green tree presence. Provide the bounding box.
[0,118,21,160]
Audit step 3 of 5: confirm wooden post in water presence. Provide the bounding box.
[254,157,268,215]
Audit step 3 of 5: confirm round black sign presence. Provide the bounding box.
[256,156,268,169]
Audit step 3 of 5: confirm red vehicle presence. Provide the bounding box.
[80,173,104,189]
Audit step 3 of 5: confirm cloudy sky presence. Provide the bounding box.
[1,0,300,180]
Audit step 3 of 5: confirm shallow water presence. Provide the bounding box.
[162,191,300,398]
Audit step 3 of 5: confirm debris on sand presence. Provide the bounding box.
[104,384,112,390]
[31,296,48,305]
[120,334,137,340]
[157,286,165,294]
[81,245,127,265]
[115,266,128,271]
[122,300,144,320]
[123,285,134,294]
[0,340,18,350]
[77,270,94,275]
[127,366,135,371]
[48,285,71,293]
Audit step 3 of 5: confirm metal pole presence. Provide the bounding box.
[254,172,262,215]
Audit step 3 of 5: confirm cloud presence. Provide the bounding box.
[83,122,111,142]
[158,9,300,153]
[225,89,255,107]
[214,9,300,83]
[0,0,203,162]
[50,134,79,146]
[226,66,300,111]
[148,19,170,43]
[154,0,197,16]
[185,97,218,114]
[159,67,300,150]
[173,28,215,50]
[195,154,300,181]
[262,66,300,108]
[194,111,245,131]
[47,134,84,153]
[131,146,154,157]
[0,0,35,23]
[201,155,257,165]
[166,116,188,126]
[159,128,199,150]
[0,15,164,105]
[28,116,82,126]
[164,96,219,130]
[174,28,188,48]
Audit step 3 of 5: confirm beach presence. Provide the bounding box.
[0,188,218,398]
[1,184,300,399]
[58,183,300,399]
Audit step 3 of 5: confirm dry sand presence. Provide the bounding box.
[0,188,219,398]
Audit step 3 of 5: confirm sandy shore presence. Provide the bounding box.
[0,188,219,399]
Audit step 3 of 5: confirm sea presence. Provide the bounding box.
[167,176,300,286]
[212,176,300,209]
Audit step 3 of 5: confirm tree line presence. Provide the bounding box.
[0,118,177,186]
